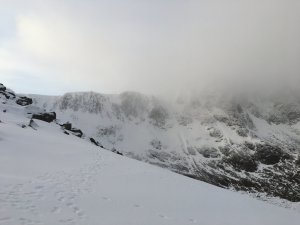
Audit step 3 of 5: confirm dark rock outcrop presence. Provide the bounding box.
[149,105,168,127]
[0,88,15,99]
[112,148,123,155]
[90,138,99,146]
[185,156,300,202]
[16,97,33,106]
[225,153,258,172]
[70,128,83,137]
[29,119,38,129]
[0,83,6,91]
[32,112,56,123]
[60,122,83,138]
[62,122,72,131]
[0,91,9,99]
[254,144,285,165]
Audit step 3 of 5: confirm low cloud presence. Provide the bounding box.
[0,0,300,96]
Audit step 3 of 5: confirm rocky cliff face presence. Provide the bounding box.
[2,83,300,202]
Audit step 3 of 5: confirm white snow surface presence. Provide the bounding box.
[0,103,300,225]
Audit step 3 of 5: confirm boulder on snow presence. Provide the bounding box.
[70,128,83,137]
[112,148,123,155]
[0,83,6,91]
[16,96,33,106]
[32,112,56,123]
[90,138,99,146]
[62,122,72,131]
[0,91,12,99]
[61,122,83,138]
[29,119,38,129]
[7,91,16,98]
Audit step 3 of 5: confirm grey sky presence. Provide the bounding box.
[0,0,300,96]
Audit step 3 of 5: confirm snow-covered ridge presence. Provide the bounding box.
[2,83,300,204]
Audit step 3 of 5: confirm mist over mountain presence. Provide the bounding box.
[1,0,300,96]
[2,82,300,204]
[1,82,300,224]
[1,0,300,223]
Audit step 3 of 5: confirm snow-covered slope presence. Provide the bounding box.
[0,86,300,224]
[28,87,300,203]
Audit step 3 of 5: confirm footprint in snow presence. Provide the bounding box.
[51,206,61,214]
[59,218,74,224]
[102,196,111,201]
[34,185,44,190]
[72,206,85,217]
[19,217,41,225]
[58,196,66,202]
[158,214,169,219]
[66,202,74,207]
[189,218,197,223]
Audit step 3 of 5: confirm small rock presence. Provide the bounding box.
[112,148,123,155]
[62,122,72,130]
[0,91,11,99]
[70,128,83,137]
[29,119,38,129]
[0,83,6,91]
[90,138,99,146]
